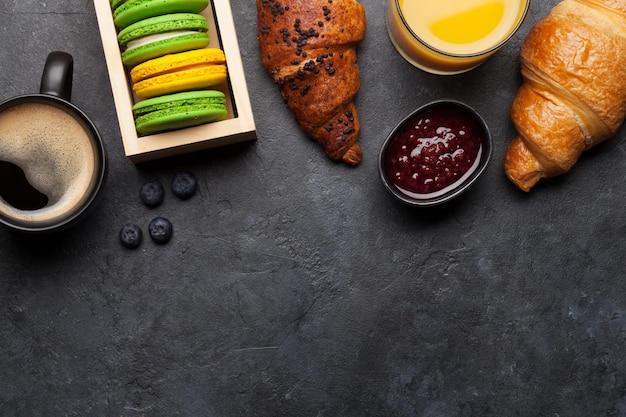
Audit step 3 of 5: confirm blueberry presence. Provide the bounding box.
[140,180,164,207]
[148,217,173,244]
[171,171,197,200]
[119,223,142,249]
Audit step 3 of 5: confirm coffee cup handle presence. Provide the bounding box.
[40,51,73,101]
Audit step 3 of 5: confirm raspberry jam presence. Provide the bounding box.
[383,105,484,199]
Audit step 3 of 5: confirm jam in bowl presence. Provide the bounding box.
[379,100,492,207]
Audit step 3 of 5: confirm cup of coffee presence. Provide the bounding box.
[0,51,107,233]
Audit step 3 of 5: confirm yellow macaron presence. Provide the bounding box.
[131,48,227,99]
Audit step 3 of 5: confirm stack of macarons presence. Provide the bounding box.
[110,0,228,135]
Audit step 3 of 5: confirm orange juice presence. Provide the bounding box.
[386,0,530,74]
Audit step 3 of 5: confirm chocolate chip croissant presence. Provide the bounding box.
[504,0,626,191]
[257,0,367,165]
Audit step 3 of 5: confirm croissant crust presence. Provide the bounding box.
[257,0,366,165]
[504,0,626,191]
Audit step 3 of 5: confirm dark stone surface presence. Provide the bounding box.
[2,0,626,416]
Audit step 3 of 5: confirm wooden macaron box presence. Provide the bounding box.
[93,0,256,163]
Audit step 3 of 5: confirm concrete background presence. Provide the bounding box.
[2,0,626,416]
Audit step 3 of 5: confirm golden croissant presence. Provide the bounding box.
[504,0,626,191]
[256,0,367,165]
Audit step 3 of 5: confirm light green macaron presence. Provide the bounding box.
[112,0,209,29]
[117,13,209,67]
[133,90,228,135]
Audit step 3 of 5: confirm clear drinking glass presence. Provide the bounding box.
[386,0,531,75]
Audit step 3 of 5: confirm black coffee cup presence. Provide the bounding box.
[0,51,107,233]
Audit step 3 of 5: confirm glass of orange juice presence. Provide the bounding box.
[386,0,530,75]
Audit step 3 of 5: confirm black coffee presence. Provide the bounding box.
[0,160,48,210]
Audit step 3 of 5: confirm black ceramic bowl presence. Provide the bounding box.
[379,100,492,207]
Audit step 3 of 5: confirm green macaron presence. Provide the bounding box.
[118,13,209,67]
[110,0,126,9]
[112,0,209,29]
[133,90,228,135]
